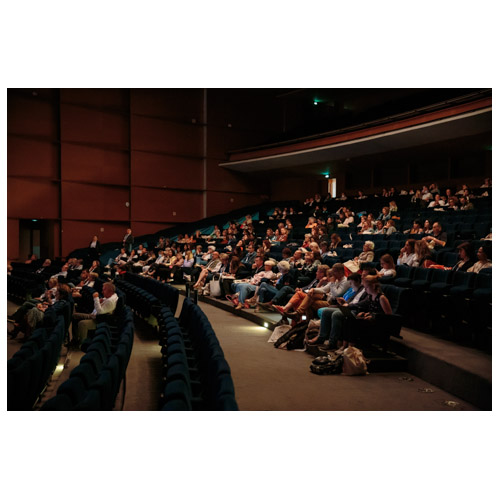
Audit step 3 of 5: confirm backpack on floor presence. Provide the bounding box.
[274,322,309,350]
[310,354,344,375]
[342,346,368,375]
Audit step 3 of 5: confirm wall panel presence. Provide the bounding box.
[131,187,203,223]
[8,136,59,178]
[61,182,129,221]
[205,191,266,218]
[61,88,129,110]
[7,219,20,261]
[131,221,174,237]
[60,104,129,148]
[61,220,130,257]
[131,151,203,190]
[131,115,203,156]
[206,159,262,194]
[131,89,203,121]
[8,94,58,139]
[61,143,129,185]
[7,178,60,219]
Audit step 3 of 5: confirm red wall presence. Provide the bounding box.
[7,88,279,260]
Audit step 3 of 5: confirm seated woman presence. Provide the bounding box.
[275,227,289,243]
[388,200,400,219]
[451,242,476,272]
[262,239,272,255]
[343,241,375,274]
[376,254,397,280]
[192,251,222,289]
[404,219,423,235]
[414,240,433,267]
[229,260,276,310]
[252,260,294,312]
[397,239,418,266]
[330,233,343,249]
[377,206,391,222]
[305,217,317,229]
[335,275,392,354]
[467,246,492,273]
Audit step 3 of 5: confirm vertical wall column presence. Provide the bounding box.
[203,88,208,219]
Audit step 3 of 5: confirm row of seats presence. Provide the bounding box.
[159,300,238,411]
[382,266,492,348]
[41,306,135,410]
[7,315,66,410]
[7,274,45,302]
[115,279,161,321]
[123,273,179,314]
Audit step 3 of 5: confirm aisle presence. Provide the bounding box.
[193,299,478,411]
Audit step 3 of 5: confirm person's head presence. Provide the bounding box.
[264,260,274,270]
[380,254,395,269]
[413,220,421,229]
[42,258,51,267]
[92,235,98,242]
[415,240,431,259]
[477,246,491,261]
[363,275,381,296]
[382,206,389,215]
[316,265,330,280]
[247,243,255,253]
[281,247,292,259]
[89,272,98,281]
[220,253,229,264]
[347,272,363,290]
[423,219,432,230]
[434,194,441,202]
[266,228,274,237]
[293,250,304,260]
[120,248,126,254]
[376,220,383,230]
[211,251,220,260]
[309,242,320,253]
[457,242,474,261]
[312,250,322,262]
[102,282,116,298]
[80,269,89,280]
[363,241,375,252]
[56,284,71,301]
[445,188,452,197]
[330,233,341,243]
[254,255,264,268]
[332,263,345,279]
[126,228,132,234]
[404,239,416,254]
[277,260,290,273]
[48,277,58,289]
[61,263,69,271]
[263,240,271,249]
[432,222,442,235]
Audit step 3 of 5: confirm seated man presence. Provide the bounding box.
[289,263,350,320]
[423,222,447,249]
[71,282,119,347]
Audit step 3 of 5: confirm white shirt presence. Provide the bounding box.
[91,293,119,319]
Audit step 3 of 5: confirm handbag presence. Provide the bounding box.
[209,274,222,297]
[342,346,368,375]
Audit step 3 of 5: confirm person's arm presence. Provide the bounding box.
[380,295,392,315]
[92,293,117,315]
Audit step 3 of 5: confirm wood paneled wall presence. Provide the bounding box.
[7,89,277,260]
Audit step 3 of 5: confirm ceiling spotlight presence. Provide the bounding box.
[313,100,318,106]
[325,174,329,179]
